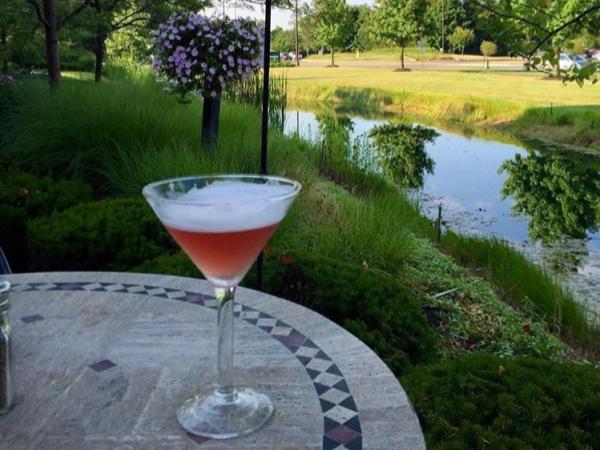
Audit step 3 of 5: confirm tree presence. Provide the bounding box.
[313,0,351,66]
[466,0,600,83]
[0,1,38,73]
[298,3,319,54]
[448,26,474,54]
[25,0,91,88]
[425,0,467,53]
[76,0,209,82]
[347,5,375,57]
[271,27,294,52]
[480,40,497,68]
[373,0,427,70]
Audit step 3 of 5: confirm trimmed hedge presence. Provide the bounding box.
[28,198,174,271]
[0,171,93,271]
[264,251,437,373]
[402,353,600,450]
[0,171,93,217]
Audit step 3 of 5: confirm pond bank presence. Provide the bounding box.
[278,67,600,154]
[283,106,600,330]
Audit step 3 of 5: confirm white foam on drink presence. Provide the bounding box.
[151,180,295,232]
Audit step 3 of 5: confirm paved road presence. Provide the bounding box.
[299,58,525,71]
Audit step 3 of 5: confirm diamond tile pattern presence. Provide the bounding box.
[11,281,362,449]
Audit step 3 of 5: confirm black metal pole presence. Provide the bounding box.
[256,0,273,290]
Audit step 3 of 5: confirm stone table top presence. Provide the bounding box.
[0,272,425,450]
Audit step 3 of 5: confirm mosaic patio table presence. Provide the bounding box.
[0,272,425,450]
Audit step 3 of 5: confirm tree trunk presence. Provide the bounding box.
[201,97,221,151]
[1,28,8,73]
[43,0,60,88]
[294,0,299,67]
[93,32,105,82]
[331,49,334,66]
[486,57,489,69]
[93,0,105,82]
[400,44,405,70]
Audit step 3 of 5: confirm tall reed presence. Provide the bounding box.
[224,72,288,131]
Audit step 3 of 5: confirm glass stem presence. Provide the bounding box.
[214,286,236,403]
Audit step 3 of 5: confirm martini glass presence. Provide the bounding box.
[143,174,301,439]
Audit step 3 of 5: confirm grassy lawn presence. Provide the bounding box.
[275,65,600,151]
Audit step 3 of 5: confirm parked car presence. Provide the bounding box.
[288,52,303,61]
[573,54,593,69]
[279,52,290,61]
[559,53,575,70]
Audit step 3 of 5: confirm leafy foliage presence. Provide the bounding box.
[28,198,174,271]
[0,172,93,271]
[313,0,352,65]
[448,26,474,55]
[403,353,600,450]
[480,40,497,68]
[373,0,427,68]
[424,0,467,53]
[267,250,440,374]
[369,123,438,187]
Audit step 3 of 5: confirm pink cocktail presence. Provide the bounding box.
[143,175,300,439]
[165,223,279,285]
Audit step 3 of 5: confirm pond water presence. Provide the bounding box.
[283,108,600,319]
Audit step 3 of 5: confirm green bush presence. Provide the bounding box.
[0,171,93,217]
[402,353,600,450]
[262,250,437,374]
[0,171,93,271]
[28,198,174,271]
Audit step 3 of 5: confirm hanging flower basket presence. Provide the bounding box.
[152,13,264,149]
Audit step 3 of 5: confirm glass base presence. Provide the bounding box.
[177,387,274,439]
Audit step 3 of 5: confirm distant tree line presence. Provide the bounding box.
[283,0,599,75]
[1,0,598,86]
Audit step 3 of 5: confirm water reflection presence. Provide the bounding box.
[500,151,600,246]
[369,124,438,188]
[315,111,354,156]
[313,111,439,189]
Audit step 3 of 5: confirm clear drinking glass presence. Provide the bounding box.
[143,175,301,439]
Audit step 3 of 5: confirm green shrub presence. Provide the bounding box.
[0,171,93,217]
[262,250,437,374]
[403,353,600,450]
[0,171,93,271]
[28,198,174,271]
